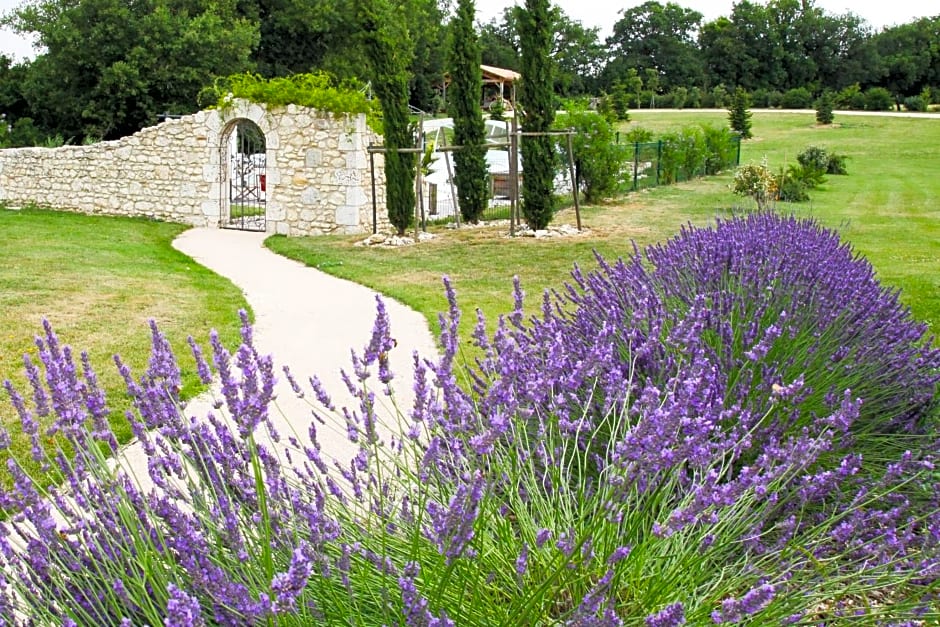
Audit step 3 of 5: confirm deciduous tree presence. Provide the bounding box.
[603,1,703,92]
[6,0,258,141]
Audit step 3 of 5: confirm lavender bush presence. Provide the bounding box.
[1,213,937,625]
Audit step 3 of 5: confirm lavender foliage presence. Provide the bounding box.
[0,214,936,624]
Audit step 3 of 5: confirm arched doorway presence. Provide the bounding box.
[220,119,267,231]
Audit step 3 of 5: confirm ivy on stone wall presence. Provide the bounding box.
[199,72,381,131]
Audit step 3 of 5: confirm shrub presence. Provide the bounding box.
[555,103,630,203]
[836,83,866,110]
[659,128,702,183]
[775,165,810,202]
[826,152,848,175]
[781,87,814,109]
[623,126,654,143]
[904,95,928,112]
[731,159,777,209]
[608,82,631,121]
[766,90,784,108]
[796,145,830,174]
[2,216,937,625]
[750,88,771,108]
[686,86,702,108]
[671,86,688,109]
[864,87,894,111]
[702,124,739,175]
[711,83,730,108]
[924,86,938,105]
[797,145,848,176]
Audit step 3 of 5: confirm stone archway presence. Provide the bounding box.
[220,118,267,231]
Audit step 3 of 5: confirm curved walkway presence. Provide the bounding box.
[81,226,438,480]
[170,227,439,461]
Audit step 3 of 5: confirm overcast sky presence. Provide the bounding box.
[1,0,937,62]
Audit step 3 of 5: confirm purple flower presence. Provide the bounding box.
[270,543,313,612]
[516,543,529,576]
[645,602,685,627]
[165,583,204,627]
[425,472,486,564]
[398,562,454,627]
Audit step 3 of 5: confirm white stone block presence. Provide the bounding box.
[345,151,366,169]
[203,164,219,183]
[346,186,366,207]
[305,149,322,167]
[336,204,358,226]
[338,133,359,151]
[301,187,321,205]
[268,202,286,221]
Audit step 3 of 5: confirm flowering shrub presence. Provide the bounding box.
[1,214,937,625]
[731,160,777,209]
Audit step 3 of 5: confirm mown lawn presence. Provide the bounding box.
[0,208,248,459]
[266,111,940,348]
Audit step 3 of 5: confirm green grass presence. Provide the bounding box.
[0,208,249,458]
[266,112,940,346]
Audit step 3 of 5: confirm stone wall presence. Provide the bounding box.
[0,100,389,236]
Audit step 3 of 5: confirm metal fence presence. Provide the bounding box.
[415,132,742,226]
[618,134,742,191]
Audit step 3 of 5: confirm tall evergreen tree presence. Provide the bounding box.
[815,90,835,125]
[355,0,416,235]
[448,0,489,223]
[518,0,555,231]
[728,87,753,139]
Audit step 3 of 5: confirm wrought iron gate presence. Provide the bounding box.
[221,120,267,231]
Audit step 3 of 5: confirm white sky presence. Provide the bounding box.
[1,0,937,62]
[474,0,937,35]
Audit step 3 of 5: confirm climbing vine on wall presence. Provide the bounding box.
[199,72,382,130]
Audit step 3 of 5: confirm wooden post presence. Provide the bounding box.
[633,142,640,191]
[509,112,519,236]
[441,131,460,228]
[565,130,581,231]
[415,116,424,239]
[369,148,378,234]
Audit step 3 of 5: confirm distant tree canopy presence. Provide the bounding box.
[4,0,258,141]
[0,0,937,144]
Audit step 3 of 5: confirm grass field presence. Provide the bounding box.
[0,209,248,455]
[0,112,935,456]
[267,111,940,349]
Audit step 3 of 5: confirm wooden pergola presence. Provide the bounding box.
[481,64,521,107]
[441,65,521,112]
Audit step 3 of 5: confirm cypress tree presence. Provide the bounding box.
[728,87,753,139]
[816,90,835,125]
[448,0,489,223]
[356,0,416,235]
[518,0,555,231]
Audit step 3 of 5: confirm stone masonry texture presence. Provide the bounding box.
[0,100,390,236]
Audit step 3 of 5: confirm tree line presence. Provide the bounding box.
[0,0,937,145]
[482,0,939,110]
